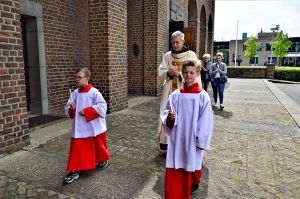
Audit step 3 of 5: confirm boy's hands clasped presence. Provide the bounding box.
[69,102,85,116]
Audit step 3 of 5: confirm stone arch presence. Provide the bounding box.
[199,5,207,58]
[187,0,198,53]
[207,15,213,56]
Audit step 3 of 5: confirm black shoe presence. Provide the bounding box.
[97,160,109,168]
[159,143,168,153]
[191,184,199,194]
[63,171,79,184]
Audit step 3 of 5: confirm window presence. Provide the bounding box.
[256,43,262,51]
[266,43,272,51]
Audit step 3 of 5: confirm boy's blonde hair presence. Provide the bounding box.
[182,60,202,73]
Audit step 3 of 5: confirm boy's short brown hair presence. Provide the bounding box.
[182,60,202,73]
[76,67,91,78]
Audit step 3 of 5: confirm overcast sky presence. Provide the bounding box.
[214,0,300,41]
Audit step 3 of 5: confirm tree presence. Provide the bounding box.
[244,36,261,65]
[271,30,292,66]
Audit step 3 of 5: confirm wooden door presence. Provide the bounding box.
[184,27,195,51]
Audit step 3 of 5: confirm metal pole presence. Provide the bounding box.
[235,20,239,67]
[295,42,298,67]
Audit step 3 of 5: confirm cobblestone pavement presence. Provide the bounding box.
[0,79,300,199]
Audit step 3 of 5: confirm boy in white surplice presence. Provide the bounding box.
[161,60,213,199]
[64,68,110,184]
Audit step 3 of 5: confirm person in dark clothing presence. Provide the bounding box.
[200,54,212,91]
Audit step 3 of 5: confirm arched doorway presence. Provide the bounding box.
[207,15,213,55]
[187,0,197,53]
[199,5,207,58]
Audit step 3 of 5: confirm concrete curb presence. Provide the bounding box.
[264,79,300,128]
[268,79,300,84]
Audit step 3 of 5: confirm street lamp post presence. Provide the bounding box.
[295,42,298,67]
[234,20,239,67]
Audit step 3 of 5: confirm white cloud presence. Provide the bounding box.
[214,0,300,41]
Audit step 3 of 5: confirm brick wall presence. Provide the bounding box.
[227,67,272,78]
[89,0,128,112]
[266,64,275,79]
[43,0,90,114]
[128,0,144,94]
[0,0,29,152]
[156,0,168,94]
[143,0,158,96]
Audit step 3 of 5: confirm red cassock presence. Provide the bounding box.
[165,168,202,199]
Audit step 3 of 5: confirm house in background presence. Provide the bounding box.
[214,30,300,66]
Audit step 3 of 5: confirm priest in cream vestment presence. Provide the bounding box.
[158,31,200,152]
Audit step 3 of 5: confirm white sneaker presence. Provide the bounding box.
[220,104,224,109]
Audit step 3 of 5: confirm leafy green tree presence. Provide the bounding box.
[244,36,261,65]
[271,30,292,66]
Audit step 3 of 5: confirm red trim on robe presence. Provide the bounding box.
[67,132,110,172]
[179,82,202,93]
[78,84,92,93]
[83,107,100,122]
[165,168,203,199]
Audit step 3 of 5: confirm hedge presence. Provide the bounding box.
[274,67,300,82]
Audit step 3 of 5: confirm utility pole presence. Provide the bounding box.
[235,20,239,67]
[295,42,298,67]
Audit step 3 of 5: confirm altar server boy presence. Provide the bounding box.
[161,60,213,198]
[64,67,110,184]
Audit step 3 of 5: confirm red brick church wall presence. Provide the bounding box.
[43,0,90,114]
[89,0,128,112]
[0,0,29,152]
[128,0,144,94]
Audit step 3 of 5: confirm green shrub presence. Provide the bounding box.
[275,67,300,82]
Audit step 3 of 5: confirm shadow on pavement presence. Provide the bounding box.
[212,107,233,119]
[153,154,167,197]
[29,114,65,128]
